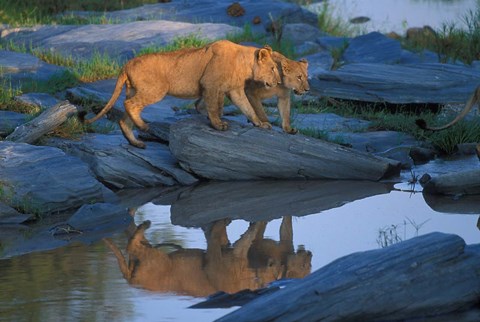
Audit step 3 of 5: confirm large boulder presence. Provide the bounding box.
[421,169,480,196]
[219,233,480,321]
[0,141,114,214]
[169,117,400,181]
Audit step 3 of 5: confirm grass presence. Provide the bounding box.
[0,0,158,26]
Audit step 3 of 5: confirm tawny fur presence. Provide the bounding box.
[196,51,310,134]
[81,40,281,148]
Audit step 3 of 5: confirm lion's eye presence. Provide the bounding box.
[272,67,275,72]
[297,75,302,81]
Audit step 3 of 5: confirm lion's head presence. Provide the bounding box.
[253,46,282,88]
[280,58,309,95]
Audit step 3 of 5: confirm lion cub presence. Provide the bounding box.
[196,51,309,134]
[81,40,281,148]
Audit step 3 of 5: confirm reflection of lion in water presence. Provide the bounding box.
[81,40,280,148]
[103,217,311,296]
[416,86,480,157]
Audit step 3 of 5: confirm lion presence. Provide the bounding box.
[103,216,312,297]
[80,40,281,148]
[416,85,480,157]
[195,51,309,134]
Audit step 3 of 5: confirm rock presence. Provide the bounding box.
[169,117,400,181]
[14,92,62,109]
[46,133,198,189]
[0,202,34,224]
[316,36,350,51]
[302,51,334,74]
[2,20,242,61]
[343,31,402,64]
[334,131,420,154]
[62,1,318,35]
[0,111,27,137]
[0,141,114,214]
[218,233,480,321]
[0,203,132,259]
[170,180,392,227]
[310,63,480,104]
[226,2,245,17]
[0,50,68,86]
[421,169,480,196]
[293,112,371,133]
[282,23,324,46]
[409,146,436,164]
[422,193,480,215]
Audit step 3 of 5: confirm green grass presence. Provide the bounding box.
[317,2,364,37]
[137,34,210,56]
[0,0,158,26]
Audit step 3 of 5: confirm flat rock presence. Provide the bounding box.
[421,169,480,196]
[0,202,34,224]
[2,20,242,61]
[310,62,480,104]
[169,117,400,181]
[64,1,318,34]
[46,133,198,189]
[0,50,68,86]
[343,32,403,64]
[219,233,480,321]
[0,141,114,214]
[0,111,27,137]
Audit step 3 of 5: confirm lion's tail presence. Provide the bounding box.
[416,85,480,131]
[79,70,127,124]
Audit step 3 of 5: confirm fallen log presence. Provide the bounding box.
[5,100,78,144]
[218,232,480,322]
[169,117,400,181]
[420,169,480,195]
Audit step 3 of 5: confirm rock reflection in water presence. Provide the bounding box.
[104,216,311,296]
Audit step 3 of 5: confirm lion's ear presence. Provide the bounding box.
[258,48,272,62]
[263,45,273,54]
[299,58,308,67]
[281,60,290,74]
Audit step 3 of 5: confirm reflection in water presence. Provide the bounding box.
[104,216,311,296]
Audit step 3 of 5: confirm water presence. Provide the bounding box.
[307,0,478,34]
[0,154,479,322]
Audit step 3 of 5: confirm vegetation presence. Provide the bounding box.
[0,0,158,26]
[402,6,480,64]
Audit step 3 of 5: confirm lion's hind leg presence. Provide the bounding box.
[119,113,146,149]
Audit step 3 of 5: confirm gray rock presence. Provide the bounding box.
[421,169,480,196]
[0,141,113,214]
[0,111,27,137]
[336,131,421,153]
[2,20,242,61]
[293,112,371,133]
[343,32,402,64]
[282,23,324,46]
[66,203,130,232]
[0,202,34,224]
[46,133,198,189]
[219,233,480,321]
[303,50,334,74]
[63,1,318,34]
[14,92,62,109]
[316,35,350,51]
[169,117,400,181]
[310,63,480,104]
[0,50,68,86]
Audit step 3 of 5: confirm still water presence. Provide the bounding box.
[307,0,478,34]
[0,154,479,322]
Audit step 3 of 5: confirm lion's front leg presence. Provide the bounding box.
[229,89,272,129]
[278,94,297,134]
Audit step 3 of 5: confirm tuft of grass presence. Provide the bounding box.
[137,34,210,56]
[0,0,158,26]
[402,5,480,64]
[317,2,363,37]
